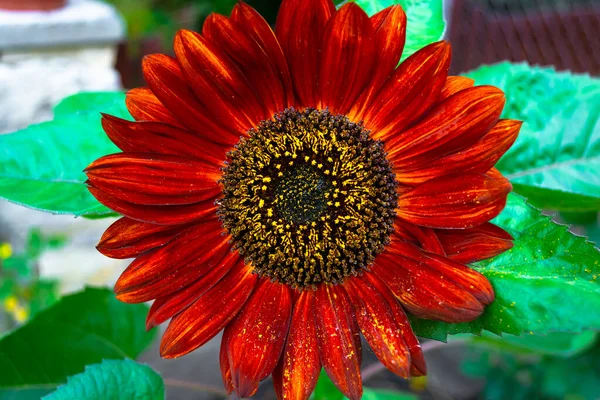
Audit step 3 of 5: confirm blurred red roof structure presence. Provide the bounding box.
[447,0,600,75]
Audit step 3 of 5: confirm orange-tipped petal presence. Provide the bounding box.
[141,54,239,146]
[231,2,295,107]
[87,185,216,226]
[435,76,475,104]
[114,220,230,303]
[349,5,406,120]
[436,222,514,264]
[160,263,257,358]
[397,119,522,185]
[374,242,494,322]
[397,172,512,229]
[319,3,375,114]
[125,87,183,128]
[315,284,362,400]
[97,217,184,259]
[202,13,286,116]
[174,29,268,132]
[388,86,506,170]
[273,290,321,400]
[145,251,241,330]
[276,0,335,107]
[225,279,293,398]
[101,114,228,167]
[363,41,451,141]
[85,153,221,206]
[346,275,411,379]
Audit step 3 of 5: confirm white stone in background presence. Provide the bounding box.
[0,0,124,51]
[0,0,125,133]
[0,201,127,294]
[0,45,121,133]
[0,0,126,291]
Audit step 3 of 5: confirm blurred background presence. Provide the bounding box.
[0,0,599,399]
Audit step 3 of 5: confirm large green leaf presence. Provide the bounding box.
[0,287,155,400]
[410,193,600,341]
[44,360,164,400]
[339,0,445,61]
[0,92,130,217]
[464,63,600,211]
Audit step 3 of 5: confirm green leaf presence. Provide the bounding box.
[313,370,344,400]
[410,193,600,341]
[44,359,164,400]
[0,287,155,400]
[313,370,417,400]
[464,63,600,211]
[339,0,445,62]
[470,331,598,358]
[0,92,129,218]
[26,280,60,317]
[463,335,600,400]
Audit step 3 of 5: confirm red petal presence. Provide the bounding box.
[114,220,230,303]
[276,0,335,107]
[397,119,522,185]
[125,87,183,128]
[388,86,505,169]
[397,173,512,229]
[273,290,320,400]
[315,284,362,400]
[220,327,235,395]
[364,273,426,376]
[436,223,513,264]
[393,219,445,255]
[225,279,293,398]
[435,76,475,104]
[86,153,221,206]
[174,30,268,133]
[346,275,411,378]
[349,5,406,120]
[160,263,257,358]
[203,13,286,116]
[142,54,239,146]
[101,114,228,167]
[230,1,295,107]
[364,41,451,141]
[88,185,217,225]
[145,251,241,330]
[319,3,375,114]
[97,217,183,259]
[374,242,494,322]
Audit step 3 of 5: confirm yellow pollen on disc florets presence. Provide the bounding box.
[218,108,397,288]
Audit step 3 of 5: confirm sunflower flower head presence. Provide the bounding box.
[85,1,520,399]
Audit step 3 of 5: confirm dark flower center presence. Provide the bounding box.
[275,165,331,225]
[218,108,397,288]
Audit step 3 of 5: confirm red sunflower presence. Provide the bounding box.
[86,0,520,399]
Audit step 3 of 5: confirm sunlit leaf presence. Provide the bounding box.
[464,63,600,211]
[0,92,129,218]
